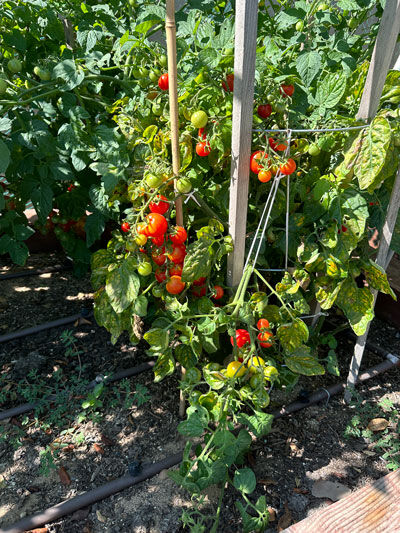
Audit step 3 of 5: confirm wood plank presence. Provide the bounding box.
[284,469,400,533]
[357,0,400,120]
[227,0,259,286]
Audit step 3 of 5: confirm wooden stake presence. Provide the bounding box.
[345,0,400,403]
[227,0,259,287]
[165,0,185,417]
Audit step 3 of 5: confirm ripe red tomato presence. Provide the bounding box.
[257,319,270,330]
[146,213,168,237]
[168,244,186,264]
[213,285,224,300]
[257,104,272,119]
[222,73,234,92]
[279,158,296,175]
[269,137,287,151]
[67,184,76,192]
[151,234,165,246]
[198,127,207,140]
[193,276,206,286]
[230,329,250,348]
[250,150,267,174]
[158,73,169,91]
[121,222,131,233]
[155,268,167,283]
[137,223,149,236]
[280,84,294,97]
[151,247,166,266]
[192,285,206,298]
[258,331,273,348]
[149,195,169,215]
[166,275,185,294]
[341,225,347,232]
[169,263,183,276]
[258,170,272,183]
[169,226,187,245]
[196,141,211,157]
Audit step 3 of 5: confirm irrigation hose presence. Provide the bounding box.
[0,263,71,281]
[0,312,93,344]
[0,361,155,422]
[1,353,399,533]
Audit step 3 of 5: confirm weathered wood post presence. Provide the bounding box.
[227,0,259,287]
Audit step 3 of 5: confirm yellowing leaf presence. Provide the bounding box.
[277,318,309,354]
[367,418,389,432]
[336,279,374,335]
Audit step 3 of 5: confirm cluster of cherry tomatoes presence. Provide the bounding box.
[121,196,225,299]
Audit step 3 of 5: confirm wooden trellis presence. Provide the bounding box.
[226,0,400,397]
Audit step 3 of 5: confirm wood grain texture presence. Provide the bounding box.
[357,0,400,120]
[284,469,400,533]
[227,0,259,286]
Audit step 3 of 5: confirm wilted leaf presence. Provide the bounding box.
[93,443,104,454]
[367,418,389,432]
[58,466,71,485]
[277,502,292,531]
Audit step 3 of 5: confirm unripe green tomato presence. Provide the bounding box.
[348,17,358,29]
[296,20,304,31]
[223,47,234,56]
[255,389,270,408]
[139,67,148,77]
[145,173,163,188]
[138,261,152,276]
[190,390,202,403]
[266,94,274,103]
[8,58,22,73]
[249,375,263,389]
[152,285,164,298]
[274,102,286,113]
[207,363,222,372]
[176,178,192,194]
[125,239,136,252]
[263,365,279,381]
[317,2,329,10]
[153,67,161,76]
[139,78,150,89]
[185,367,201,383]
[149,71,158,83]
[159,54,168,67]
[308,144,321,156]
[132,68,142,79]
[128,0,137,6]
[39,69,51,81]
[0,79,7,94]
[191,110,208,128]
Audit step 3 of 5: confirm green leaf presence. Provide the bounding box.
[154,352,175,383]
[336,279,374,335]
[133,295,148,317]
[181,240,214,283]
[285,345,325,376]
[0,139,10,173]
[314,71,347,109]
[353,117,391,190]
[8,239,29,265]
[296,51,321,87]
[53,59,85,90]
[144,328,169,350]
[31,183,53,224]
[238,411,273,438]
[13,224,35,241]
[90,249,115,290]
[277,318,309,354]
[0,118,12,133]
[85,212,105,247]
[233,468,256,495]
[174,344,197,368]
[178,405,209,437]
[180,133,193,171]
[362,260,396,299]
[93,288,133,344]
[326,350,340,376]
[105,257,140,313]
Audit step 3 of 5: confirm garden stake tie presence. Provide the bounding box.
[165,0,186,417]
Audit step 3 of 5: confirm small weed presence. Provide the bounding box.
[344,391,400,471]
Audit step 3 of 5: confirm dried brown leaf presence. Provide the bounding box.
[58,466,71,485]
[267,507,277,522]
[257,478,278,486]
[100,434,114,446]
[367,418,389,432]
[277,502,292,532]
[93,443,104,455]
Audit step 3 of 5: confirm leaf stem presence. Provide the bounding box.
[254,268,295,319]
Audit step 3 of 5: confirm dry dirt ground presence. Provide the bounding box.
[0,253,399,533]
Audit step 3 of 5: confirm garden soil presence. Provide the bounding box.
[0,253,399,533]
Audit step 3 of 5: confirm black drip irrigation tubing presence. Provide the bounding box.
[1,353,399,533]
[0,263,72,281]
[0,311,93,344]
[0,361,155,422]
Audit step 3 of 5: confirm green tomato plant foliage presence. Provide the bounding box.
[1,0,400,531]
